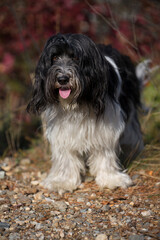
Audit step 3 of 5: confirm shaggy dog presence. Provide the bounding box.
[27,33,144,194]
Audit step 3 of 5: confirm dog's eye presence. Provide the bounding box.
[53,56,60,61]
[72,57,79,62]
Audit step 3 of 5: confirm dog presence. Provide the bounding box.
[27,33,144,194]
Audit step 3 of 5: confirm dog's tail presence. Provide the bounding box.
[136,59,159,88]
[136,59,159,114]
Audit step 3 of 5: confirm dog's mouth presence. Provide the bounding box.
[59,87,71,99]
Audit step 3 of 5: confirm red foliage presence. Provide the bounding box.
[0,0,159,153]
[0,0,159,64]
[0,53,15,74]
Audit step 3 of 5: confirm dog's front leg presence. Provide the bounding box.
[42,148,85,195]
[88,149,132,190]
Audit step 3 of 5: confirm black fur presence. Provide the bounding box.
[27,33,143,163]
[27,34,120,115]
[27,34,141,117]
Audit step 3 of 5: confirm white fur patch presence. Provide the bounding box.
[41,100,132,194]
[105,56,122,98]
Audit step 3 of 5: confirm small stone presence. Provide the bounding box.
[36,232,44,240]
[15,220,24,226]
[25,207,30,211]
[0,171,5,179]
[155,182,160,188]
[35,222,42,230]
[109,216,118,226]
[50,210,60,216]
[85,176,94,182]
[78,183,84,189]
[21,158,31,165]
[90,193,96,199]
[77,197,85,202]
[141,210,152,217]
[45,197,55,203]
[9,233,20,240]
[34,191,44,200]
[131,174,140,180]
[0,204,8,211]
[1,165,12,171]
[53,201,68,212]
[96,233,108,240]
[102,205,111,211]
[18,194,32,204]
[128,235,144,240]
[31,180,39,186]
[60,230,65,238]
[130,202,134,206]
[0,222,10,229]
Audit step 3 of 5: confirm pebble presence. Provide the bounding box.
[96,233,108,240]
[109,216,118,226]
[0,170,5,179]
[31,180,39,186]
[87,208,92,213]
[85,176,94,182]
[60,230,65,238]
[15,220,25,225]
[155,182,160,187]
[90,193,96,199]
[21,158,31,165]
[17,193,32,204]
[77,197,85,202]
[128,235,144,240]
[53,201,68,212]
[34,191,44,200]
[131,174,140,180]
[86,201,91,206]
[130,201,134,206]
[35,222,43,230]
[9,233,20,240]
[0,222,10,229]
[141,210,152,217]
[25,207,30,211]
[102,204,111,211]
[0,204,8,211]
[36,232,44,240]
[44,197,55,203]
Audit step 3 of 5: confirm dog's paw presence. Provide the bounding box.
[95,171,132,190]
[41,176,81,195]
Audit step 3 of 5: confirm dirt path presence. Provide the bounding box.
[0,156,159,240]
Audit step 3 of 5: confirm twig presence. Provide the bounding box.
[139,172,160,180]
[85,0,139,52]
[134,161,160,166]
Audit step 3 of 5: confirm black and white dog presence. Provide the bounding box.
[27,33,144,194]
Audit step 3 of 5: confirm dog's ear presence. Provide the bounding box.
[27,54,48,114]
[27,35,59,114]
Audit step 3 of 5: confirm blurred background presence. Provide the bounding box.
[0,0,160,159]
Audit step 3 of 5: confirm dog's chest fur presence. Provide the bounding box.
[44,103,124,156]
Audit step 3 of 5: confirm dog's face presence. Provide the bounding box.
[27,33,113,115]
[45,42,82,105]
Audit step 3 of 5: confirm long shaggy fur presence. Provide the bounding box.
[27,33,144,194]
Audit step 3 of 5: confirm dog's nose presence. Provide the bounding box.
[57,75,69,85]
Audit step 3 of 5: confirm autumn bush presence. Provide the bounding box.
[0,0,159,155]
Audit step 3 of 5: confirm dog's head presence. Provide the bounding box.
[27,33,114,115]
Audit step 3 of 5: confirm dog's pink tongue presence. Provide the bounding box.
[59,89,71,99]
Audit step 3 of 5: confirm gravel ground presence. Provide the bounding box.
[0,156,159,240]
